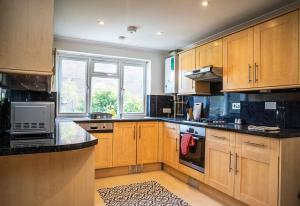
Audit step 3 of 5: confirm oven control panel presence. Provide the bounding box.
[179,124,205,137]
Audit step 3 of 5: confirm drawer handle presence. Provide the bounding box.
[211,135,226,140]
[244,141,265,148]
[235,153,238,174]
[229,152,233,172]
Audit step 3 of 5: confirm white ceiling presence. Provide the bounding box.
[54,0,296,51]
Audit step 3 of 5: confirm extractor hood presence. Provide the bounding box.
[185,65,222,82]
[0,72,53,92]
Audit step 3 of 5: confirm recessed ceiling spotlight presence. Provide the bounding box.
[156,31,164,36]
[201,0,209,7]
[97,20,104,25]
[119,36,126,40]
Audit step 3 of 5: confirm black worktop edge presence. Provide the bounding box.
[0,139,98,156]
[74,117,300,138]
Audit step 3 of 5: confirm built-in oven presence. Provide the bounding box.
[179,124,205,173]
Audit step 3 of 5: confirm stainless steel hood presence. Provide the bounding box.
[185,65,222,82]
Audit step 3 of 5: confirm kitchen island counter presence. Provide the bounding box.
[0,120,97,156]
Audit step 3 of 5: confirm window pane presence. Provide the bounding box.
[91,77,119,117]
[59,59,86,113]
[94,62,118,74]
[123,65,144,113]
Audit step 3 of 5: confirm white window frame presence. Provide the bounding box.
[56,51,147,118]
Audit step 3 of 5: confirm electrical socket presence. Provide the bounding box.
[232,103,240,110]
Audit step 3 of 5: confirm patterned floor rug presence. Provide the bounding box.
[98,180,191,206]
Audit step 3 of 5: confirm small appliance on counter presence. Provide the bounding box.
[89,112,112,119]
[193,103,203,121]
[9,101,55,148]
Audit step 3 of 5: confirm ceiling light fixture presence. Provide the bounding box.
[156,31,164,36]
[97,20,104,25]
[201,0,209,7]
[127,26,138,34]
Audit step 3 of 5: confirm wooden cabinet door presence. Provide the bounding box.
[253,11,299,88]
[196,40,223,68]
[162,123,179,169]
[137,122,159,164]
[178,49,196,94]
[93,133,113,169]
[234,134,279,206]
[113,122,137,167]
[0,0,54,74]
[205,129,235,196]
[223,28,254,90]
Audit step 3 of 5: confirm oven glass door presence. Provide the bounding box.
[179,133,205,173]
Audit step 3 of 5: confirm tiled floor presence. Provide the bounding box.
[94,171,223,206]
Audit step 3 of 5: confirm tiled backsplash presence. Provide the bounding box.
[185,91,300,128]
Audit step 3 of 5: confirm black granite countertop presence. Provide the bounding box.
[160,117,300,138]
[70,117,300,138]
[0,120,98,156]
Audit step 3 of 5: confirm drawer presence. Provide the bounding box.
[206,129,231,145]
[163,122,177,130]
[236,133,280,161]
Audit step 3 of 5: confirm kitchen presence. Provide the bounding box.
[0,0,300,206]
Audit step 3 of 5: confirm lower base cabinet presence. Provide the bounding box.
[112,122,159,167]
[162,123,179,169]
[113,122,137,167]
[205,129,280,206]
[93,133,113,169]
[234,133,279,206]
[205,129,235,196]
[137,122,159,164]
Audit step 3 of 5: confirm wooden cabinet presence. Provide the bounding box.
[253,10,299,88]
[196,39,223,68]
[205,129,280,206]
[137,122,159,164]
[93,133,113,169]
[162,123,179,169]
[178,49,210,95]
[223,28,254,90]
[0,0,54,75]
[223,11,299,91]
[205,129,235,196]
[234,133,279,206]
[113,122,137,167]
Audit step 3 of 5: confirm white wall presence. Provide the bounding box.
[54,37,168,95]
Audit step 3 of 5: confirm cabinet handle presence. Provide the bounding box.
[211,135,226,140]
[176,138,178,152]
[139,126,141,139]
[229,152,233,172]
[244,141,265,148]
[254,63,258,82]
[192,80,194,89]
[235,153,238,174]
[248,64,252,83]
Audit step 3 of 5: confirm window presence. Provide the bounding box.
[122,64,145,113]
[58,58,87,114]
[57,53,147,117]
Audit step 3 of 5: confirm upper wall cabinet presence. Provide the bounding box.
[178,49,210,95]
[0,0,54,75]
[196,39,223,69]
[223,28,254,90]
[223,10,299,91]
[253,10,299,88]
